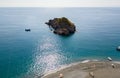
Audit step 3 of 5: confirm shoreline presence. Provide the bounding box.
[41,60,120,78]
[41,59,98,77]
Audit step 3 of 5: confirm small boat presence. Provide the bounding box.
[107,57,112,61]
[25,29,31,32]
[116,46,120,51]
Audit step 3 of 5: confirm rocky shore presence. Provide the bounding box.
[45,17,76,36]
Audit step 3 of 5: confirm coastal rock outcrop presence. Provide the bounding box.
[45,17,76,35]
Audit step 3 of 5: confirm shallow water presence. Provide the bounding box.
[0,7,120,78]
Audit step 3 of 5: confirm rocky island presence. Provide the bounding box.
[45,17,76,35]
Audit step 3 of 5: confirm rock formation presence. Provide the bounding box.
[45,17,76,35]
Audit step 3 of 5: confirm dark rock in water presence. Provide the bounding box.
[116,46,120,51]
[45,17,76,36]
[25,29,31,32]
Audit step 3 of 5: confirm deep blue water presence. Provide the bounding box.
[0,7,120,78]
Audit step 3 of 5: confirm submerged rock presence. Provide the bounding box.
[45,17,76,36]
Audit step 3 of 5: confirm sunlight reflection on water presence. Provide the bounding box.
[27,36,66,77]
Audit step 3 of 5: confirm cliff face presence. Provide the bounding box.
[45,17,76,35]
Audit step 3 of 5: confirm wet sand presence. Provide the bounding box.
[42,61,120,78]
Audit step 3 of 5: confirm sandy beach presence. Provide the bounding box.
[42,61,120,78]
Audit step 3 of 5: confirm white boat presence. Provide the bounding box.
[107,57,112,61]
[116,46,120,51]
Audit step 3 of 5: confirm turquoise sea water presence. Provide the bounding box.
[0,8,120,78]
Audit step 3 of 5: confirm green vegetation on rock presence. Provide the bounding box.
[55,17,74,27]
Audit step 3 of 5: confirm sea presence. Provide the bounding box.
[0,7,120,78]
